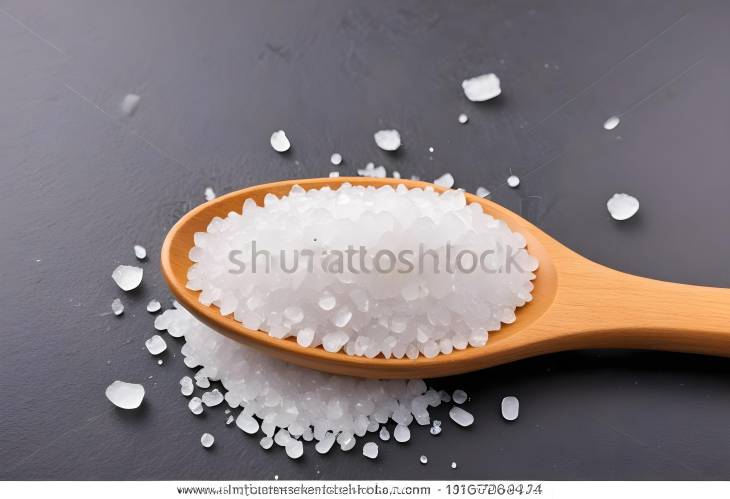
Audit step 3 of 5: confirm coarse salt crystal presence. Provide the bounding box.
[458,113,469,124]
[105,381,144,409]
[374,129,401,151]
[145,335,167,355]
[120,94,140,115]
[507,175,520,188]
[270,130,291,153]
[501,396,519,421]
[452,389,467,404]
[433,173,454,188]
[606,193,639,221]
[133,245,147,260]
[449,406,474,427]
[603,116,621,130]
[111,298,124,316]
[200,433,215,448]
[362,441,378,459]
[146,299,161,313]
[204,187,216,201]
[462,74,501,102]
[476,187,490,198]
[330,153,342,166]
[112,265,143,291]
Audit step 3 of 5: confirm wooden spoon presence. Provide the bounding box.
[161,177,730,379]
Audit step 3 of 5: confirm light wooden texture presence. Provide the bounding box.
[161,177,730,379]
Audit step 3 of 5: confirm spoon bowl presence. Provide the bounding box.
[161,177,730,378]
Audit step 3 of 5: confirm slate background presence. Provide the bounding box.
[1,0,730,480]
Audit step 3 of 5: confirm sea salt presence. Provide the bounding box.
[603,116,621,130]
[285,439,304,459]
[200,433,215,448]
[449,406,474,427]
[363,442,378,459]
[357,163,387,178]
[146,299,161,313]
[188,397,204,415]
[379,427,390,441]
[420,455,428,464]
[462,73,501,102]
[433,173,454,188]
[476,187,490,198]
[451,462,457,469]
[452,390,468,404]
[145,335,167,355]
[202,389,224,407]
[501,396,519,421]
[187,184,537,359]
[111,265,143,291]
[507,175,520,188]
[607,193,639,221]
[204,187,216,201]
[120,94,140,116]
[226,415,234,425]
[270,130,291,153]
[111,298,124,316]
[329,171,340,177]
[330,153,342,166]
[105,381,144,409]
[180,376,194,396]
[373,129,401,151]
[458,113,469,124]
[393,424,411,443]
[260,436,274,449]
[133,245,147,260]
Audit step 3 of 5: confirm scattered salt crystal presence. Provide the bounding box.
[112,265,143,291]
[330,153,342,166]
[111,298,124,316]
[420,455,428,464]
[133,245,147,260]
[362,442,378,459]
[260,436,274,449]
[145,335,167,355]
[373,129,401,151]
[146,299,161,313]
[451,462,457,469]
[449,406,474,427]
[226,415,234,425]
[476,187,490,198]
[433,173,454,188]
[315,432,336,454]
[180,376,194,396]
[202,389,224,407]
[236,413,260,434]
[462,73,501,102]
[458,113,469,124]
[392,170,401,179]
[607,193,639,221]
[285,439,304,459]
[429,424,442,435]
[105,381,144,409]
[329,171,340,177]
[120,94,140,115]
[379,427,390,441]
[270,130,291,153]
[393,424,411,443]
[452,389,468,404]
[188,397,204,415]
[501,396,519,421]
[428,146,434,153]
[157,359,163,365]
[195,371,210,388]
[603,116,621,130]
[204,187,216,201]
[507,175,520,188]
[200,433,214,448]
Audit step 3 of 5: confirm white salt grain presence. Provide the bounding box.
[204,187,216,201]
[420,455,428,464]
[120,94,140,116]
[330,153,342,166]
[260,436,274,449]
[270,130,291,153]
[105,381,144,409]
[133,245,147,260]
[603,116,621,130]
[202,389,224,407]
[363,442,378,459]
[449,406,474,427]
[458,113,469,124]
[146,299,161,313]
[451,462,457,469]
[226,415,234,425]
[157,359,163,365]
[433,173,454,188]
[507,175,520,188]
[180,376,194,396]
[188,397,204,415]
[111,298,124,316]
[374,129,401,151]
[145,335,167,355]
[379,427,390,441]
[501,396,519,421]
[393,424,411,443]
[112,265,143,291]
[462,73,501,102]
[607,193,639,221]
[285,439,304,459]
[476,187,490,198]
[329,171,340,177]
[236,413,260,434]
[452,389,468,404]
[200,433,215,448]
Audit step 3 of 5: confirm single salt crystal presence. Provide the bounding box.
[392,170,401,179]
[607,193,639,221]
[451,462,457,469]
[507,175,520,188]
[329,171,340,177]
[111,298,124,316]
[112,265,143,291]
[236,413,260,434]
[330,153,342,166]
[145,335,167,355]
[362,442,378,459]
[270,130,291,153]
[476,186,490,198]
[226,415,234,425]
[200,433,215,448]
[428,146,434,153]
[146,299,161,313]
[260,436,274,449]
[434,173,454,188]
[379,427,390,441]
[603,115,621,130]
[179,376,194,396]
[462,73,501,102]
[204,187,216,201]
[429,423,442,435]
[105,381,144,409]
[202,389,224,407]
[373,129,401,151]
[188,397,204,415]
[133,245,147,260]
[501,396,519,421]
[449,406,474,427]
[393,424,411,443]
[452,389,468,404]
[318,291,336,311]
[458,113,469,124]
[120,94,140,115]
[315,432,336,454]
[285,439,304,459]
[157,359,163,365]
[420,455,428,464]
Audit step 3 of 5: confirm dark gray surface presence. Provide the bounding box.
[1,0,730,480]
